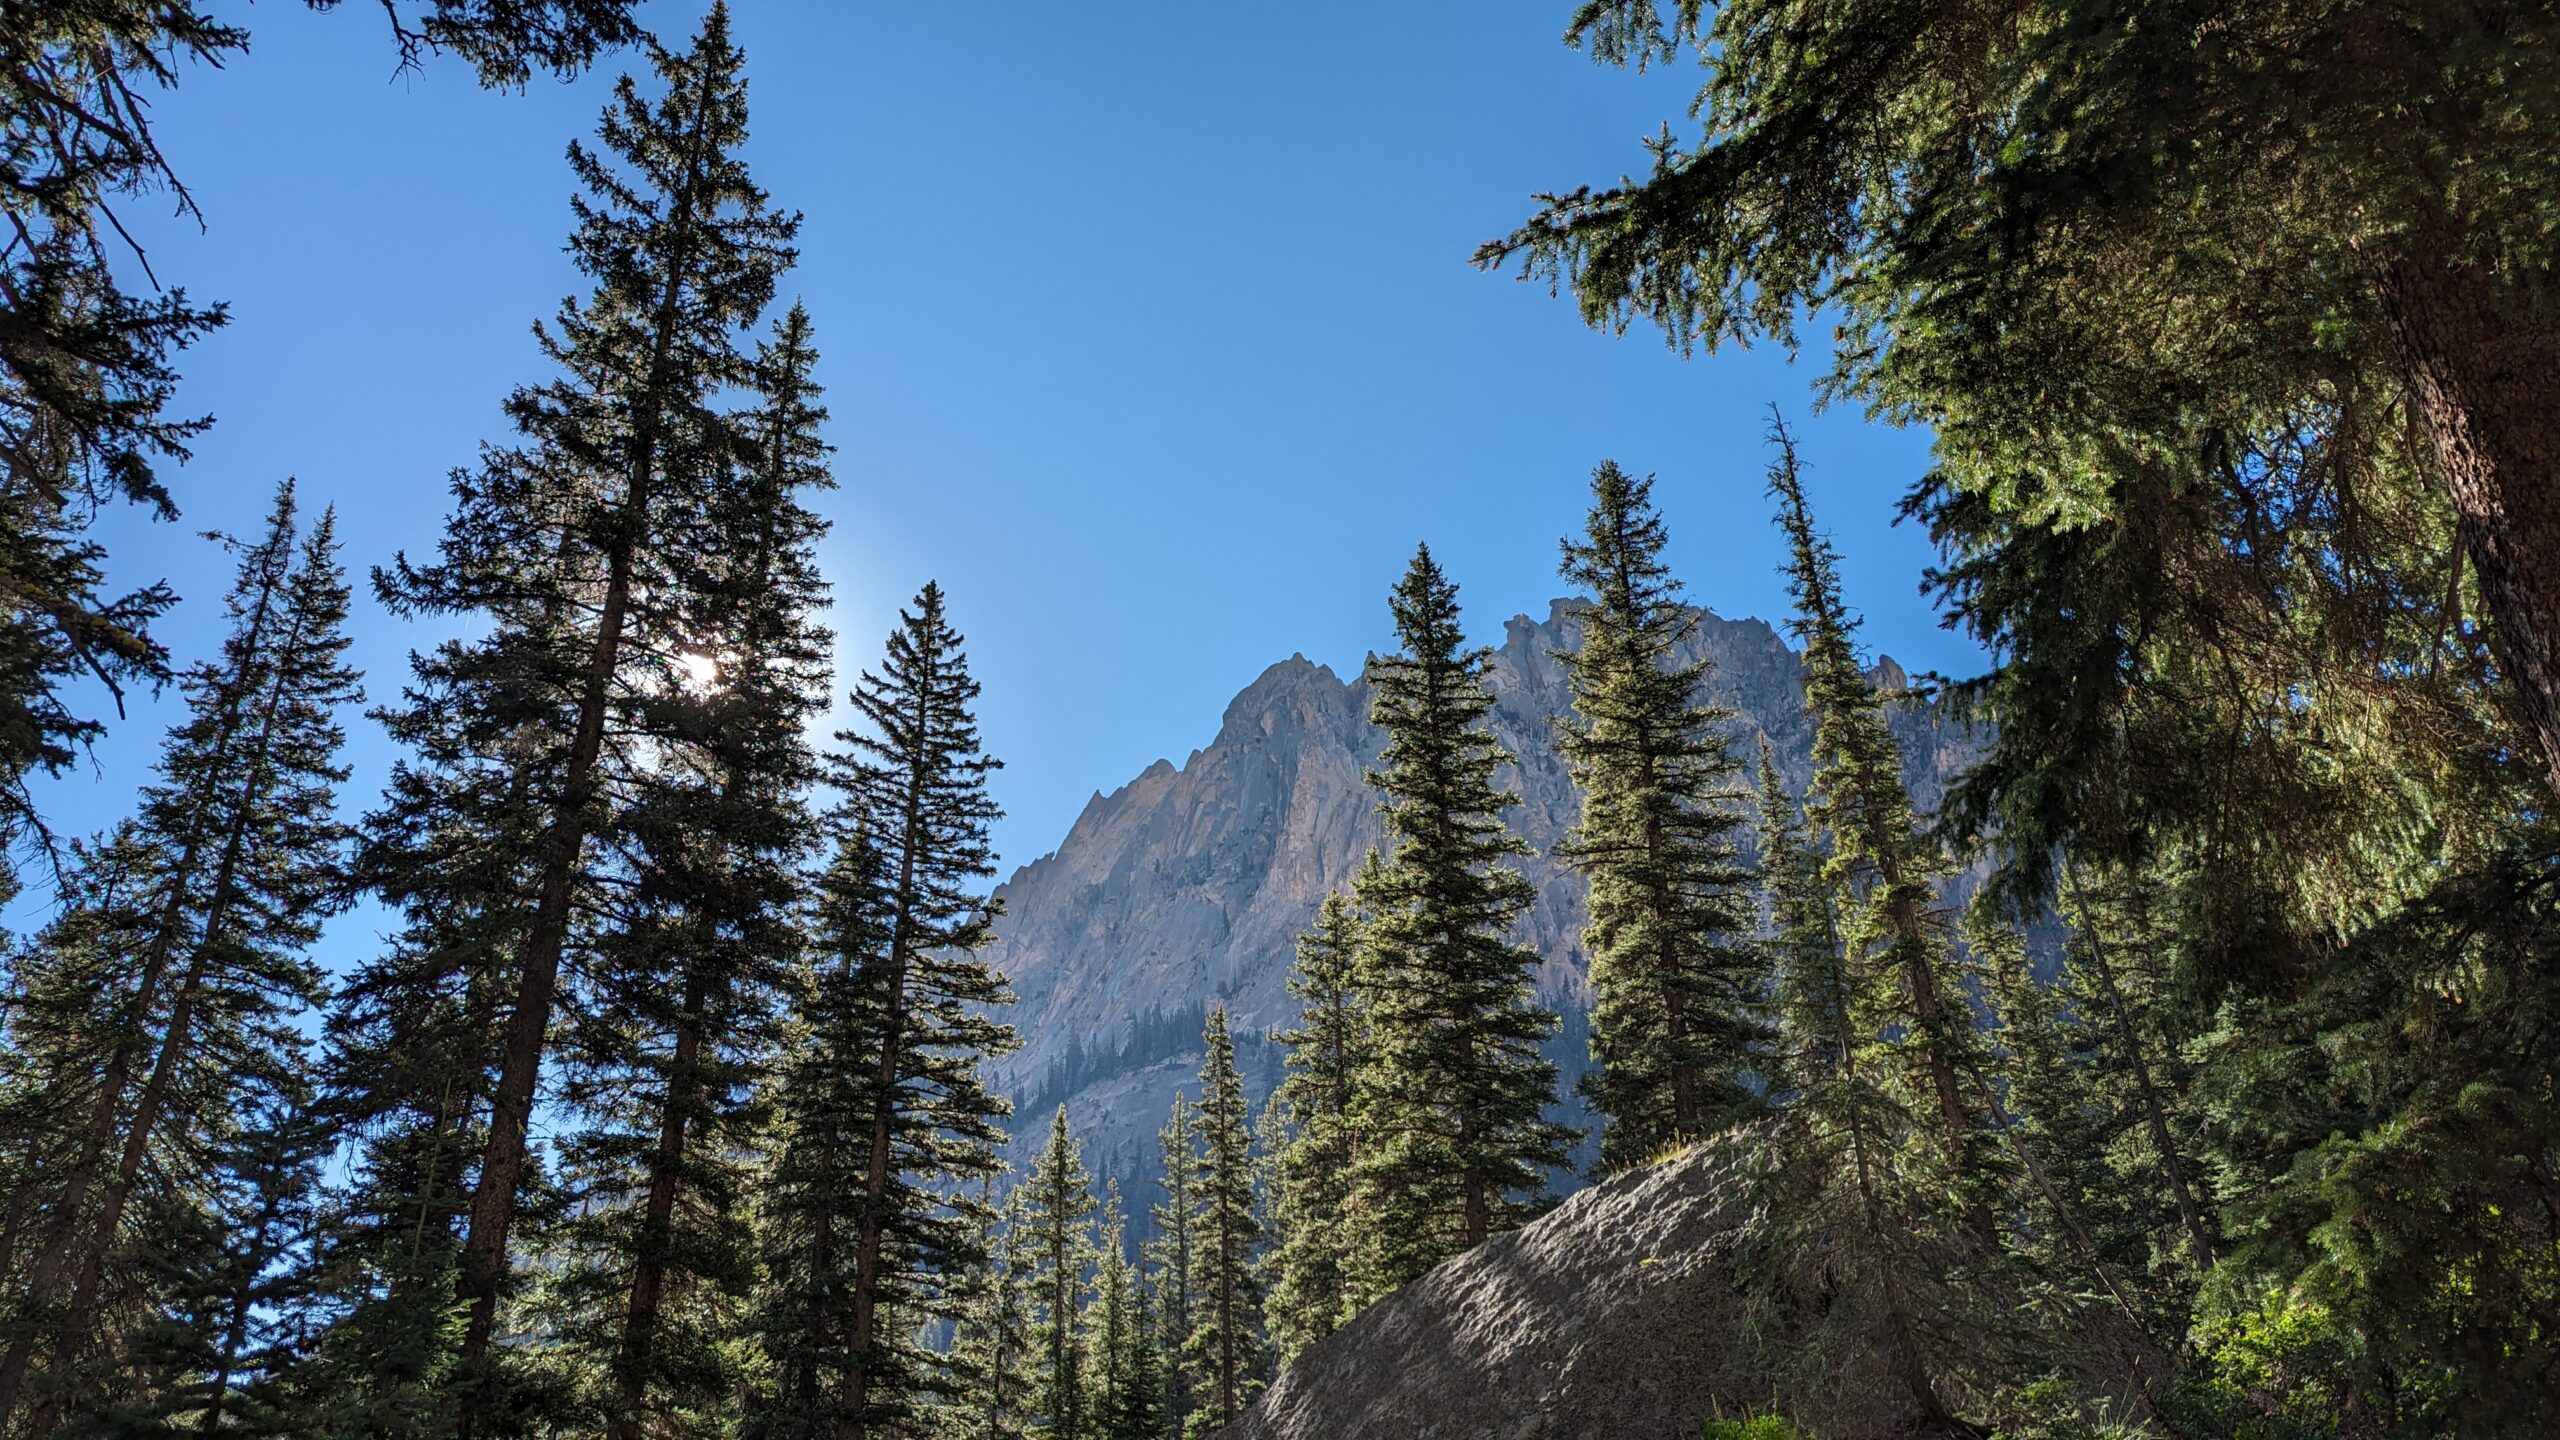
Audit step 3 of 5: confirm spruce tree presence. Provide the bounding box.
[1108,1271,1165,1440]
[543,301,834,1437]
[1023,1108,1098,1439]
[328,11,798,1424]
[1143,1096,1197,1434]
[1554,460,1764,1165]
[1763,417,1984,1174]
[1084,1184,1140,1439]
[756,578,1016,1436]
[1349,544,1571,1294]
[1263,891,1364,1367]
[76,1090,331,1438]
[945,1190,1038,1440]
[1736,430,2011,1434]
[1181,1009,1263,1436]
[1744,740,1977,1431]
[0,483,357,1432]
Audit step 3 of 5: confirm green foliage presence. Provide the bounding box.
[315,11,806,1429]
[1147,1093,1199,1433]
[1024,1107,1100,1440]
[1699,1418,1803,1440]
[1181,1009,1264,1435]
[1263,891,1366,1368]
[752,578,1016,1436]
[1554,461,1766,1166]
[1349,544,1573,1295]
[0,484,358,1434]
[0,0,639,886]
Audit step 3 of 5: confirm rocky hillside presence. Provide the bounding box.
[982,600,1978,1194]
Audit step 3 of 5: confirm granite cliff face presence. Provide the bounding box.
[983,600,1975,1190]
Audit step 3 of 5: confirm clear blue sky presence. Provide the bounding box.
[40,0,1969,907]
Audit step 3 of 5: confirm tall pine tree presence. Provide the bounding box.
[1553,460,1764,1165]
[756,579,1017,1436]
[1023,1107,1097,1440]
[1181,1009,1262,1437]
[1349,544,1570,1294]
[1764,416,1984,1176]
[327,11,799,1426]
[1145,1095,1197,1435]
[542,300,834,1436]
[1263,891,1364,1367]
[944,1188,1039,1440]
[0,483,357,1433]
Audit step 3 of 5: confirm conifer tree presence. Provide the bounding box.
[1736,429,2011,1433]
[1554,461,1764,1165]
[0,1,644,889]
[1144,1096,1197,1434]
[545,301,835,1437]
[1349,544,1571,1294]
[1763,416,1984,1175]
[79,1091,330,1438]
[1263,892,1364,1367]
[755,578,1016,1436]
[1085,1184,1141,1439]
[945,1191,1038,1440]
[0,483,357,1432]
[1109,1270,1165,1440]
[1023,1108,1098,1439]
[1745,740,1974,1430]
[1181,1009,1263,1436]
[326,12,798,1425]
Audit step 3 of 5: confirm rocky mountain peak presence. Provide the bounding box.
[984,601,1975,1196]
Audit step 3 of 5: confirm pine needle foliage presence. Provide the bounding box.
[1023,1108,1099,1440]
[1181,1009,1263,1437]
[1349,544,1572,1295]
[538,299,834,1438]
[944,1191,1039,1440]
[0,0,642,884]
[755,579,1016,1438]
[1145,1094,1198,1435]
[1553,460,1765,1166]
[1263,892,1366,1367]
[0,484,357,1434]
[323,11,801,1428]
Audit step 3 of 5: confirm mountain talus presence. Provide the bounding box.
[983,599,1975,1187]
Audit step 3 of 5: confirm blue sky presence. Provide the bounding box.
[37,0,1969,911]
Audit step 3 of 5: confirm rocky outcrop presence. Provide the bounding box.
[981,600,1977,1189]
[1219,1143,1941,1440]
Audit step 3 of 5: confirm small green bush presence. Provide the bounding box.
[1700,1417,1806,1440]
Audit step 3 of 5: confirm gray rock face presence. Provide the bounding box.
[1217,1142,1946,1440]
[982,600,1976,1191]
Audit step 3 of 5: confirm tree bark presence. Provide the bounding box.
[609,972,706,1439]
[2370,229,2560,802]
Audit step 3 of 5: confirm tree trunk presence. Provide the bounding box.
[609,972,706,1439]
[451,69,716,1408]
[2065,867,2216,1268]
[0,565,282,1431]
[2370,229,2560,802]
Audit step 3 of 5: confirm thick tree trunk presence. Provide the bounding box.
[2371,234,2560,802]
[452,529,630,1410]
